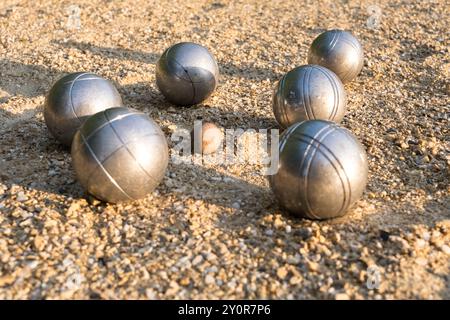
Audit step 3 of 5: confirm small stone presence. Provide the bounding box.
[165,281,180,296]
[274,217,283,228]
[16,192,28,202]
[285,225,291,233]
[379,230,390,241]
[0,274,15,286]
[33,236,46,251]
[289,276,302,285]
[192,255,203,266]
[335,293,350,300]
[180,277,190,286]
[87,195,101,206]
[441,244,450,255]
[217,243,229,255]
[287,254,301,265]
[415,257,428,266]
[145,288,157,299]
[421,231,431,241]
[307,261,319,272]
[295,228,312,240]
[26,260,39,269]
[231,202,240,209]
[265,229,274,236]
[414,239,427,250]
[276,266,288,280]
[205,274,215,285]
[177,256,191,268]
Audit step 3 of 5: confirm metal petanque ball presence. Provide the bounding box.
[308,29,364,83]
[156,42,219,106]
[71,107,169,203]
[269,120,368,220]
[272,65,346,128]
[44,72,123,146]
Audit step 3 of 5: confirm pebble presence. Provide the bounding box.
[335,293,350,300]
[16,192,28,202]
[307,261,320,272]
[276,267,288,280]
[287,254,301,265]
[180,277,190,287]
[231,202,240,209]
[33,236,46,251]
[441,245,450,255]
[145,288,157,300]
[415,257,428,266]
[192,255,203,266]
[205,274,215,285]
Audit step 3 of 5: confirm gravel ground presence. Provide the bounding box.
[0,0,449,299]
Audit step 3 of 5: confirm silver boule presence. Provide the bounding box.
[269,120,368,220]
[308,29,364,83]
[272,65,347,128]
[44,72,123,146]
[156,42,219,106]
[71,107,169,203]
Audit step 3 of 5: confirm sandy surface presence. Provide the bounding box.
[0,0,449,299]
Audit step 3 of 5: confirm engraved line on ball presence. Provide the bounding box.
[305,66,316,120]
[340,35,360,52]
[172,57,197,104]
[104,111,161,186]
[326,30,341,58]
[296,124,336,219]
[313,66,340,121]
[82,132,163,190]
[300,69,310,120]
[62,77,107,85]
[294,124,332,218]
[302,126,340,218]
[80,133,134,201]
[295,129,353,217]
[68,72,89,123]
[300,133,352,217]
[82,112,144,142]
[278,121,304,154]
[333,36,362,82]
[293,134,350,218]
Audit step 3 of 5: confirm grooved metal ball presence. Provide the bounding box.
[308,29,364,83]
[269,120,368,220]
[44,72,123,146]
[156,42,219,106]
[71,107,169,203]
[272,65,347,129]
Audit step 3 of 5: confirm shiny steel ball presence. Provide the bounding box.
[156,42,219,106]
[44,72,123,146]
[269,120,368,220]
[71,107,169,203]
[272,65,346,128]
[308,29,364,83]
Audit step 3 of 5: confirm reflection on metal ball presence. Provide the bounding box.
[308,29,364,83]
[269,120,368,220]
[272,65,346,128]
[71,107,169,203]
[44,72,123,146]
[156,42,219,106]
